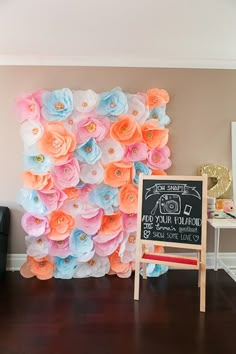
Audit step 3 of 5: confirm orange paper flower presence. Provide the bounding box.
[22,171,53,191]
[141,119,169,149]
[38,122,76,165]
[152,169,167,176]
[119,183,138,214]
[110,115,142,146]
[99,212,122,235]
[20,256,54,280]
[63,187,80,200]
[104,161,133,187]
[48,210,75,240]
[147,88,170,109]
[109,250,132,278]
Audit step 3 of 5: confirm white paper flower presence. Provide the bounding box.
[25,235,49,259]
[98,138,124,165]
[73,89,98,113]
[20,120,44,146]
[74,254,110,278]
[80,161,104,184]
[127,93,149,124]
[119,232,136,263]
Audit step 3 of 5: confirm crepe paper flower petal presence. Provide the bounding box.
[23,144,40,157]
[76,207,103,235]
[37,188,67,212]
[51,157,80,190]
[17,188,47,215]
[124,142,148,162]
[99,212,122,235]
[79,161,104,184]
[119,183,138,214]
[147,145,172,170]
[119,232,136,263]
[147,88,170,109]
[48,237,71,258]
[54,256,78,279]
[15,90,45,123]
[121,212,137,232]
[110,115,142,146]
[104,161,133,188]
[69,229,94,259]
[133,161,151,185]
[94,231,123,257]
[141,119,169,149]
[89,184,119,211]
[143,263,168,278]
[97,87,128,116]
[24,154,52,175]
[74,254,110,278]
[74,138,102,165]
[93,229,122,243]
[62,199,83,216]
[63,187,80,200]
[152,169,167,176]
[75,183,96,203]
[22,171,53,191]
[74,115,109,144]
[42,88,73,121]
[20,256,54,280]
[98,138,124,165]
[20,120,44,147]
[73,89,98,113]
[47,210,75,241]
[21,213,50,236]
[38,122,76,165]
[149,106,171,127]
[109,251,132,278]
[127,93,149,124]
[25,235,49,259]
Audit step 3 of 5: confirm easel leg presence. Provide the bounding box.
[134,259,140,300]
[197,251,201,288]
[142,263,147,280]
[200,251,206,312]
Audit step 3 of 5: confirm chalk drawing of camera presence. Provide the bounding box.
[159,194,181,215]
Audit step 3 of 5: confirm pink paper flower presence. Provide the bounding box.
[74,115,109,144]
[76,207,103,235]
[48,237,71,258]
[124,142,148,162]
[121,212,137,232]
[21,213,50,237]
[62,199,83,216]
[51,157,80,189]
[38,188,67,212]
[127,93,149,124]
[79,162,104,184]
[93,231,123,257]
[98,138,124,165]
[147,145,172,170]
[15,90,44,123]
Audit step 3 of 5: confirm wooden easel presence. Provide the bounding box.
[134,174,208,312]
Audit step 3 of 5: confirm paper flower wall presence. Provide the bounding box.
[17,86,172,280]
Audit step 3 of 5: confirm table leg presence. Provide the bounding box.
[214,228,220,271]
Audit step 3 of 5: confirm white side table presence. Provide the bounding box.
[208,218,236,281]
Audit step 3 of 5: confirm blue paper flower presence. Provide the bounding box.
[143,263,168,277]
[42,88,73,121]
[24,154,52,174]
[89,183,119,212]
[133,161,151,185]
[54,256,78,279]
[74,138,102,165]
[96,87,128,116]
[148,105,171,127]
[17,188,47,215]
[69,229,94,259]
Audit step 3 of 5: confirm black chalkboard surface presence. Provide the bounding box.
[141,178,203,245]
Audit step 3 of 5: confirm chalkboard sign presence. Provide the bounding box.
[139,176,206,247]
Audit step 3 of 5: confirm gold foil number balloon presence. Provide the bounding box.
[200,164,232,198]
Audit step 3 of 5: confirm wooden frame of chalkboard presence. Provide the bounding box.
[134,174,208,312]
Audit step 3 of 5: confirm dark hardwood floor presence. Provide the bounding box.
[0,270,236,354]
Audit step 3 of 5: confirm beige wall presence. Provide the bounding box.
[0,66,236,253]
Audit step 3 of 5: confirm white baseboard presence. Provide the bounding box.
[6,252,236,271]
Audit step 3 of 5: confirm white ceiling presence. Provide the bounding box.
[0,0,236,68]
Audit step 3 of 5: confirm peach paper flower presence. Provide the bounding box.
[147,88,170,109]
[22,171,53,191]
[20,256,54,280]
[47,210,75,240]
[119,183,138,214]
[110,115,142,146]
[104,161,133,187]
[141,119,169,149]
[109,250,132,278]
[99,212,122,235]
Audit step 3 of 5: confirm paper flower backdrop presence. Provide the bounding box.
[17,87,172,280]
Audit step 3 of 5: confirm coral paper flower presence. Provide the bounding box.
[133,161,151,185]
[79,161,104,184]
[24,154,52,175]
[76,207,103,235]
[152,169,167,176]
[147,88,170,109]
[17,189,47,215]
[74,254,110,278]
[104,161,133,187]
[97,87,128,116]
[73,89,98,113]
[63,187,80,200]
[38,122,76,165]
[42,88,73,121]
[110,115,142,146]
[149,105,171,127]
[74,138,102,165]
[99,212,122,235]
[37,188,67,212]
[69,229,95,261]
[51,157,80,189]
[98,138,124,165]
[47,210,75,240]
[74,115,109,144]
[20,120,44,147]
[15,90,44,123]
[89,184,119,212]
[94,231,123,257]
[49,237,71,258]
[127,93,149,124]
[21,213,50,237]
[109,251,132,278]
[22,171,53,191]
[54,256,78,279]
[124,142,148,162]
[119,183,138,214]
[141,119,169,149]
[25,235,49,259]
[147,145,172,170]
[20,256,54,280]
[121,212,137,232]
